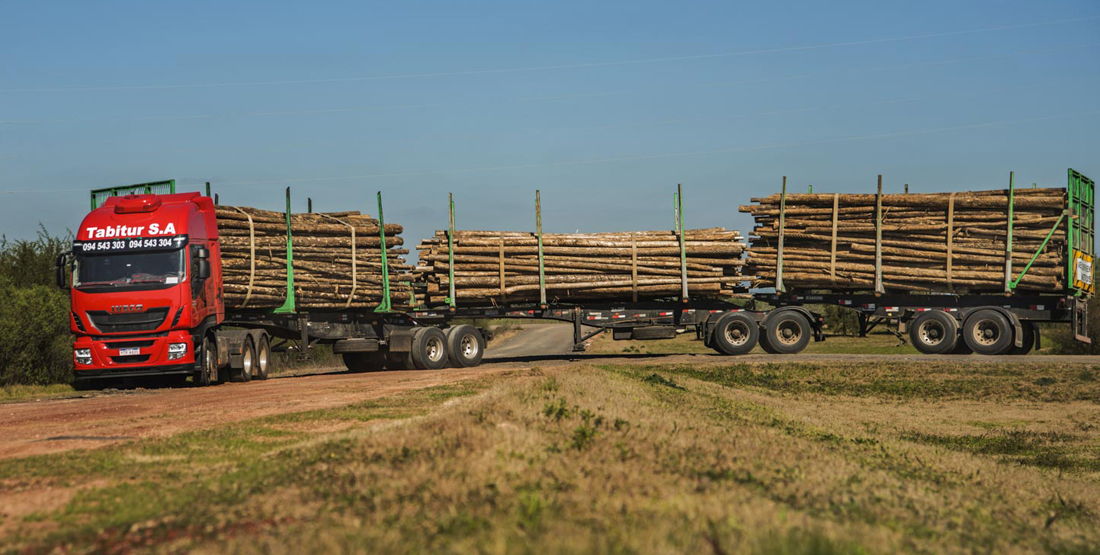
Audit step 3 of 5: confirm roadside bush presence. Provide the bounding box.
[0,228,73,386]
[0,277,72,385]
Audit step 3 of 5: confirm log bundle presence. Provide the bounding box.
[740,187,1068,293]
[215,206,412,309]
[415,228,747,305]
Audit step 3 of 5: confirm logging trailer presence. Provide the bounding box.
[56,170,1093,388]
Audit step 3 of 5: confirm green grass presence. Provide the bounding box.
[0,383,77,403]
[4,362,1100,555]
[610,360,1100,402]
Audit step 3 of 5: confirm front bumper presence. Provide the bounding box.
[73,330,196,379]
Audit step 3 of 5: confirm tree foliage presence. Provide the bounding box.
[0,227,73,385]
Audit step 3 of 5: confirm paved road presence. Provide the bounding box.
[485,324,578,359]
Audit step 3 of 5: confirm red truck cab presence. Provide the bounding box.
[66,192,224,386]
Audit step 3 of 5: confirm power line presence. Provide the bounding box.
[2,43,1090,126]
[2,16,1095,94]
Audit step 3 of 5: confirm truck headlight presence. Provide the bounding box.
[168,343,188,360]
[74,348,92,365]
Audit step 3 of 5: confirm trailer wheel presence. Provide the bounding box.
[411,327,449,370]
[963,309,1013,355]
[1008,322,1037,355]
[194,336,218,386]
[342,352,386,372]
[763,311,811,354]
[446,325,485,367]
[909,311,958,354]
[758,330,779,354]
[254,335,271,380]
[711,313,758,355]
[233,339,254,382]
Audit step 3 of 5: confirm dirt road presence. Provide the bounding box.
[1,324,1095,461]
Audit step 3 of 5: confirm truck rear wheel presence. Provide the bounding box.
[711,313,758,355]
[963,309,1013,355]
[909,311,958,354]
[232,339,254,382]
[254,336,271,379]
[446,325,485,367]
[194,336,218,386]
[412,327,449,370]
[763,311,811,354]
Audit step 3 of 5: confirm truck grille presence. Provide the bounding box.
[111,354,152,364]
[87,308,170,333]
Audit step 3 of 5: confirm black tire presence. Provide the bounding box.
[194,336,218,386]
[1008,322,1037,355]
[411,327,449,370]
[763,311,812,354]
[254,335,271,380]
[446,325,485,367]
[342,352,386,372]
[711,313,759,355]
[758,330,779,354]
[908,311,958,355]
[963,309,1014,355]
[233,339,254,382]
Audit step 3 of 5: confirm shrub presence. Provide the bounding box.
[0,227,74,385]
[0,278,73,385]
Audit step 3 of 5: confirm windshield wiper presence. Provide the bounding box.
[77,281,123,287]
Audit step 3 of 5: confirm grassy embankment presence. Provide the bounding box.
[2,358,1099,554]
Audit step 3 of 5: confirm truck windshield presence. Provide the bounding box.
[74,248,186,288]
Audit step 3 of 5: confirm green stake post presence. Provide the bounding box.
[375,192,393,313]
[1005,171,1015,294]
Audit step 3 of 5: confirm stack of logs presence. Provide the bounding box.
[415,228,746,305]
[740,187,1068,292]
[216,206,412,308]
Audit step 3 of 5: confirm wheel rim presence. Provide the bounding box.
[918,320,946,346]
[724,321,751,347]
[426,336,445,362]
[971,319,1000,347]
[258,343,269,373]
[205,347,216,382]
[460,334,479,358]
[242,346,253,376]
[775,320,802,346]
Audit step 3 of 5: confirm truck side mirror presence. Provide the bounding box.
[196,259,211,280]
[195,246,209,260]
[55,251,70,289]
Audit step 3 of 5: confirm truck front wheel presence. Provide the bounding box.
[194,336,219,386]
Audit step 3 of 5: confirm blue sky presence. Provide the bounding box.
[1,0,1098,256]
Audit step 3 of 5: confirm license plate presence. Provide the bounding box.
[119,348,140,356]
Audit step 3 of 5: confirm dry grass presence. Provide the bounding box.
[2,361,1099,554]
